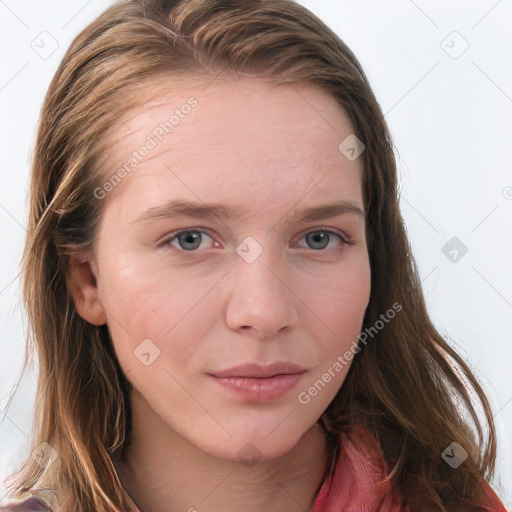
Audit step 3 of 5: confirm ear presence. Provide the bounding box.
[67,252,107,326]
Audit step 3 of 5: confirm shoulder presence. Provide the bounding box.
[479,480,510,512]
[0,496,53,512]
[316,423,510,512]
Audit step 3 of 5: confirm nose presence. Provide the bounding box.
[224,246,299,338]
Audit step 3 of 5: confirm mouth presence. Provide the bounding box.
[208,362,307,401]
[210,362,307,379]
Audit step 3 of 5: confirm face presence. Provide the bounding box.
[78,77,371,462]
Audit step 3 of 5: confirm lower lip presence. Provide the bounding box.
[209,373,305,401]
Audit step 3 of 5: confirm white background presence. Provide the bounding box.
[1,0,511,507]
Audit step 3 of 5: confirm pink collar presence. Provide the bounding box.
[311,425,507,512]
[311,425,400,511]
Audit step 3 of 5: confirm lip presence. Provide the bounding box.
[208,362,307,401]
[210,362,307,379]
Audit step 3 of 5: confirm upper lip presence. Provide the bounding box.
[210,362,307,379]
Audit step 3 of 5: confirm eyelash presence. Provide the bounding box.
[158,227,352,252]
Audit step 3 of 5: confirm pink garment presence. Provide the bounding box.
[311,425,402,511]
[311,425,509,512]
[0,497,50,512]
[1,428,508,512]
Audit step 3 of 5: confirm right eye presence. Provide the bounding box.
[159,229,220,251]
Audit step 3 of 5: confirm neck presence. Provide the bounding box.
[116,394,332,512]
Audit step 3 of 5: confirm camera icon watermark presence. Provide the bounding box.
[134,339,161,366]
[236,236,263,264]
[236,442,263,466]
[31,31,59,60]
[441,31,469,60]
[442,442,468,469]
[338,134,365,161]
[31,442,59,468]
[441,237,468,263]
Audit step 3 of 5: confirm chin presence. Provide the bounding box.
[196,419,319,465]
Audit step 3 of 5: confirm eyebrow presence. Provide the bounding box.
[132,198,365,225]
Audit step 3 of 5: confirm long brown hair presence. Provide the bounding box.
[3,0,497,510]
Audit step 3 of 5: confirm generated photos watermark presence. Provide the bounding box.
[298,301,403,405]
[94,96,198,200]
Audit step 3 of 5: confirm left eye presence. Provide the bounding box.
[163,230,217,251]
[161,229,348,252]
[297,230,349,250]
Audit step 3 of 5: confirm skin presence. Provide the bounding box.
[69,77,371,512]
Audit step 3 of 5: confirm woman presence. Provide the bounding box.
[1,0,508,511]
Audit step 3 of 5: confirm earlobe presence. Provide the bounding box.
[67,253,107,326]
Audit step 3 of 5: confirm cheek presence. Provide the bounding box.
[302,254,371,402]
[295,259,370,410]
[98,255,222,367]
[312,255,371,337]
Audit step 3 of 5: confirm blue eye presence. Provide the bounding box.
[160,228,350,252]
[299,230,349,250]
[163,230,216,251]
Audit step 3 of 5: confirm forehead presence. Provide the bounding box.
[98,77,364,212]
